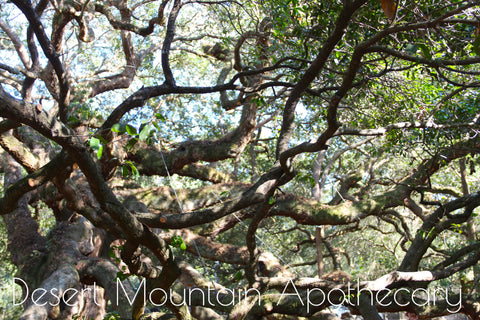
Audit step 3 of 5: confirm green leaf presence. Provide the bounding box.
[125,124,137,136]
[111,123,126,133]
[153,122,162,132]
[171,235,183,247]
[131,166,139,176]
[103,311,120,320]
[234,270,243,281]
[139,124,152,141]
[125,161,139,176]
[473,35,480,56]
[155,113,167,122]
[89,137,100,150]
[125,138,138,150]
[116,271,129,281]
[97,145,104,159]
[96,135,108,145]
[180,242,187,250]
[122,165,129,177]
[67,116,80,125]
[405,44,418,55]
[418,44,431,59]
[268,197,275,205]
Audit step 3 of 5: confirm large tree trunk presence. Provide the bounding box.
[1,153,133,320]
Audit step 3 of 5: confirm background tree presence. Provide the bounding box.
[1,0,480,319]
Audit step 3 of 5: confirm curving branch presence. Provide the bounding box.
[0,132,41,173]
[0,18,32,70]
[400,191,480,272]
[0,83,181,318]
[162,0,182,86]
[366,45,480,75]
[128,98,256,174]
[275,1,368,160]
[0,150,71,216]
[337,120,480,137]
[93,1,167,37]
[11,0,71,122]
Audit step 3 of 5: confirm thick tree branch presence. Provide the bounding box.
[162,0,182,86]
[275,0,368,160]
[0,18,32,70]
[93,1,166,36]
[0,84,181,316]
[11,0,70,121]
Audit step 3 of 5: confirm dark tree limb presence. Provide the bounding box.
[162,0,182,86]
[11,0,71,122]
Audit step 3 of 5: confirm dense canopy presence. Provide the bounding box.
[1,0,480,319]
